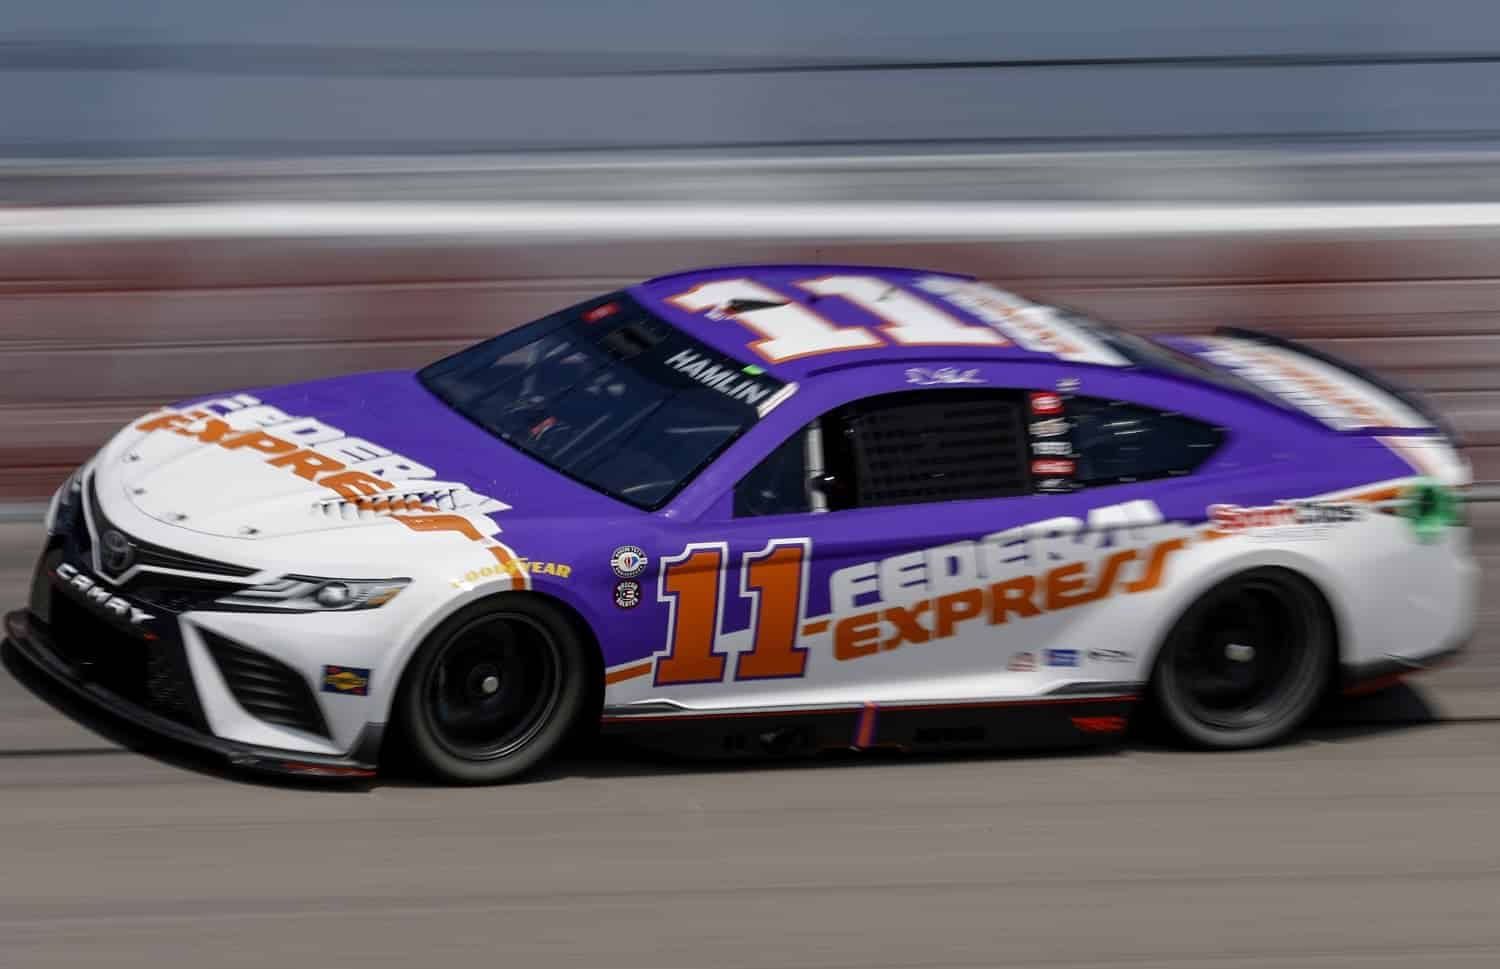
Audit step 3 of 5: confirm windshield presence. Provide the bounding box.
[419,293,785,510]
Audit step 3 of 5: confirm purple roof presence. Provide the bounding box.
[629,264,1125,382]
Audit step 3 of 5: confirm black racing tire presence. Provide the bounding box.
[1150,567,1333,750]
[395,596,591,784]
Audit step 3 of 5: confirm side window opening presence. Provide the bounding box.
[733,390,1031,516]
[733,389,1224,516]
[1028,393,1225,492]
[773,389,1025,512]
[828,390,1029,509]
[733,424,815,517]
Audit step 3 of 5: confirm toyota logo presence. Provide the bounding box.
[101,530,134,574]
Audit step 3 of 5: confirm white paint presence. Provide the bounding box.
[7,201,1500,242]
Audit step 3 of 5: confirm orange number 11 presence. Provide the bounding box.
[655,539,810,685]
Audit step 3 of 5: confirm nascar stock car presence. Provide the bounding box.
[5,264,1476,783]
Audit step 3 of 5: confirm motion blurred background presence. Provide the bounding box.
[6,0,1500,501]
[7,5,1500,967]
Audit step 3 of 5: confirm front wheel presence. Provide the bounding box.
[1151,568,1333,749]
[395,597,590,784]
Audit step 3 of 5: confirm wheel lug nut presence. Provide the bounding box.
[1225,643,1255,663]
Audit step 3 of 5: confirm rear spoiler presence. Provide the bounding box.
[1214,326,1462,445]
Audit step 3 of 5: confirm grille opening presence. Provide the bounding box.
[125,576,246,613]
[201,630,329,738]
[44,590,204,728]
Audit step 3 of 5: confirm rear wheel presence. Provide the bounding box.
[396,597,589,784]
[1151,568,1332,749]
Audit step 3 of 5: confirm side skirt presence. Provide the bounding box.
[600,692,1140,760]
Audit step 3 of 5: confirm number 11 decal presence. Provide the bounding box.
[654,538,812,686]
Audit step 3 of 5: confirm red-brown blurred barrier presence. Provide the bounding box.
[3,229,1498,499]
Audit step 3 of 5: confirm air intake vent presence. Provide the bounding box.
[44,592,206,729]
[201,630,329,738]
[311,482,504,522]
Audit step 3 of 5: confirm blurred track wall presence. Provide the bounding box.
[9,1,1500,156]
[2,212,1498,500]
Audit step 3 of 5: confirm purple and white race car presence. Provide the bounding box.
[7,264,1477,782]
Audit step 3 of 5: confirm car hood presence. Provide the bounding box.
[113,370,628,541]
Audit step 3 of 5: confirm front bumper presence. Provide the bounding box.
[5,609,380,777]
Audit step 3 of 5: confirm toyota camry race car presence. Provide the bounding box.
[6,265,1477,783]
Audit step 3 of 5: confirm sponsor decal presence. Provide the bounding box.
[611,545,648,579]
[1197,337,1425,431]
[1046,648,1080,668]
[663,349,774,406]
[1031,441,1074,457]
[449,558,572,590]
[322,665,371,696]
[1072,715,1127,734]
[1208,500,1362,535]
[830,501,1185,663]
[136,398,447,500]
[1029,391,1064,415]
[1088,648,1134,664]
[643,500,1183,687]
[53,562,154,626]
[1007,651,1038,672]
[615,580,643,609]
[1031,458,1077,477]
[1056,377,1081,392]
[1036,477,1077,493]
[134,396,531,591]
[905,366,984,386]
[516,558,571,578]
[912,277,1129,366]
[1031,418,1070,438]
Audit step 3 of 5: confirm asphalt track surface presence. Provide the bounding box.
[3,513,1499,969]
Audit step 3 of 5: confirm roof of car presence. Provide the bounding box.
[629,264,1132,381]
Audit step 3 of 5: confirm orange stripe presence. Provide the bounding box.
[1342,672,1409,697]
[801,619,830,636]
[390,513,484,541]
[855,702,878,747]
[486,544,531,590]
[1350,485,1404,504]
[604,662,653,685]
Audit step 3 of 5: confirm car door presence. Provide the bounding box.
[645,383,1069,711]
[640,375,1230,713]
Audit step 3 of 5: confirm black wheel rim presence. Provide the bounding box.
[1170,577,1318,731]
[421,613,563,761]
